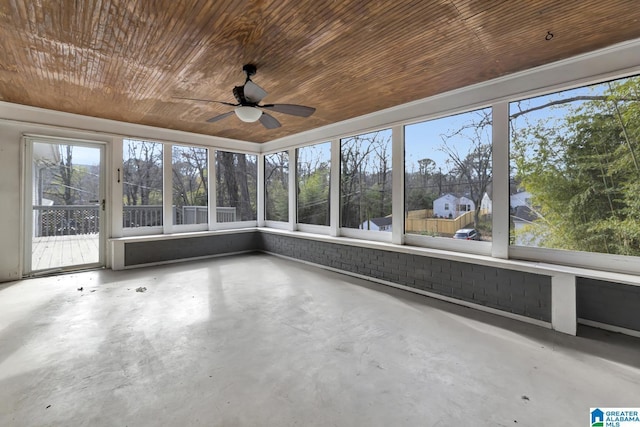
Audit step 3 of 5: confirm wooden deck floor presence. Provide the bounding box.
[32,234,100,271]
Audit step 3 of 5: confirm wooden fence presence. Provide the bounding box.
[405,210,474,235]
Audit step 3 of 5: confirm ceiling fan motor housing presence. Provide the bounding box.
[233,86,248,105]
[242,64,257,78]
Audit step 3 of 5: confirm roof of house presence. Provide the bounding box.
[511,206,537,223]
[368,217,393,227]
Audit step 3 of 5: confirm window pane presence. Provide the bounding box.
[215,151,257,222]
[172,146,208,225]
[509,75,640,256]
[404,108,492,240]
[265,152,289,222]
[340,129,392,231]
[297,142,331,225]
[122,139,163,228]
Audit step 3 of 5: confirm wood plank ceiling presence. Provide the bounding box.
[0,0,639,143]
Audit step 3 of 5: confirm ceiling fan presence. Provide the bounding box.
[176,64,316,129]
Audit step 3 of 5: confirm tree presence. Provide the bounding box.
[216,152,257,221]
[510,76,640,255]
[265,152,289,221]
[438,109,493,229]
[123,140,163,206]
[340,131,392,228]
[172,146,208,224]
[297,144,330,225]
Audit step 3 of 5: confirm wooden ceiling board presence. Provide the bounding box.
[1,0,639,143]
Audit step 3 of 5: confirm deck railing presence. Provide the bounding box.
[34,205,100,236]
[33,205,237,236]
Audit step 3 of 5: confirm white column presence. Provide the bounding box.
[330,138,340,237]
[162,144,173,233]
[491,101,510,259]
[391,125,404,245]
[288,148,297,231]
[208,148,217,230]
[257,153,265,227]
[551,273,577,335]
[110,137,124,238]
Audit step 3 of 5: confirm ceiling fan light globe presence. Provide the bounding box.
[235,106,262,122]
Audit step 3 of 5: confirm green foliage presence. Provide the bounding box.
[297,164,330,225]
[265,152,289,222]
[511,76,640,256]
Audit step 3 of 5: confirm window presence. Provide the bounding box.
[122,139,163,228]
[509,74,640,256]
[215,151,257,222]
[340,129,392,231]
[297,142,331,226]
[172,146,208,226]
[404,108,492,239]
[265,151,289,222]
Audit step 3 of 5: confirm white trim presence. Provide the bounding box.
[20,138,31,275]
[297,223,331,235]
[110,137,124,238]
[23,133,112,145]
[404,234,492,257]
[288,148,297,231]
[510,246,640,278]
[208,148,216,230]
[339,227,393,243]
[257,154,265,227]
[162,145,173,234]
[1,102,259,152]
[109,227,258,243]
[551,273,577,335]
[215,220,258,230]
[329,138,340,237]
[262,250,552,330]
[578,319,640,339]
[264,220,290,230]
[122,226,164,237]
[391,125,404,245]
[491,102,509,259]
[171,223,209,233]
[23,136,108,274]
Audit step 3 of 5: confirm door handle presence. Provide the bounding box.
[102,199,106,211]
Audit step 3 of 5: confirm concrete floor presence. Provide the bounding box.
[1,253,639,427]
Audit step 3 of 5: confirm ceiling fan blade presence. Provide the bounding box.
[259,112,281,129]
[206,111,235,123]
[173,96,237,106]
[261,104,316,117]
[243,80,268,103]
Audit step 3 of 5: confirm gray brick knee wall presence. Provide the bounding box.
[259,233,552,322]
[125,232,261,266]
[577,277,640,331]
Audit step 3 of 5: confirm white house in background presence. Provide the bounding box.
[433,194,475,218]
[480,192,492,215]
[510,191,532,209]
[359,216,392,232]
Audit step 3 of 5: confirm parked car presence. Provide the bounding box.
[453,228,480,240]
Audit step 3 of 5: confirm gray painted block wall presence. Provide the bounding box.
[577,277,640,332]
[124,232,261,266]
[259,233,552,322]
